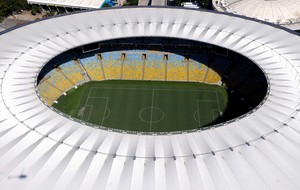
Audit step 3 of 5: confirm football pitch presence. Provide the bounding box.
[53,80,228,132]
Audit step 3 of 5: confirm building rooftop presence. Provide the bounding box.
[213,0,300,29]
[28,0,105,9]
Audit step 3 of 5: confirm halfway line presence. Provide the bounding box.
[150,89,155,132]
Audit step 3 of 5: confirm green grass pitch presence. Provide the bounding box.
[53,80,228,132]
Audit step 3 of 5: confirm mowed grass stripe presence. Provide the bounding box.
[53,80,228,132]
[103,88,151,131]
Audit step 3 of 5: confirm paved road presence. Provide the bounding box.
[0,18,28,31]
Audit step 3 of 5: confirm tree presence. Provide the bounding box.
[102,3,112,8]
[31,5,41,15]
[0,0,30,21]
[198,0,212,9]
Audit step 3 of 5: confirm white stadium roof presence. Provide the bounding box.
[213,0,300,30]
[27,0,105,9]
[1,7,300,190]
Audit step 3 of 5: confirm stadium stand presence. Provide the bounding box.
[37,49,225,105]
[45,69,73,92]
[59,60,86,85]
[189,61,207,82]
[80,56,105,80]
[102,52,122,79]
[122,52,143,80]
[167,53,187,81]
[204,68,222,83]
[144,52,165,81]
[37,79,62,105]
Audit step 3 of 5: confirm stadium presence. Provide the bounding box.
[37,37,266,132]
[213,0,300,30]
[0,7,300,190]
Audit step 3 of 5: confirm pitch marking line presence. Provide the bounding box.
[90,86,218,93]
[196,100,201,127]
[101,97,109,126]
[139,107,165,124]
[212,109,220,119]
[84,87,110,124]
[87,105,93,121]
[197,100,218,102]
[82,105,93,121]
[196,91,221,127]
[104,107,111,120]
[88,97,110,98]
[150,89,155,132]
[215,91,221,111]
[193,110,200,125]
[80,105,88,120]
[87,97,109,125]
[84,87,93,108]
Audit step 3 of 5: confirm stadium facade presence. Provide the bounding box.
[0,7,300,190]
[213,0,300,30]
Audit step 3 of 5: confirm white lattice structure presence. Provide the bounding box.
[0,7,300,190]
[213,0,300,29]
[28,0,105,9]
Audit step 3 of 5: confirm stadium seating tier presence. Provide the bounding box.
[37,50,222,105]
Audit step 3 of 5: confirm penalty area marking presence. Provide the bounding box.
[83,88,110,125]
[194,91,222,127]
[100,97,109,126]
[193,110,200,125]
[103,107,111,121]
[82,105,110,123]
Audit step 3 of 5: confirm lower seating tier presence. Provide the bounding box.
[38,50,222,105]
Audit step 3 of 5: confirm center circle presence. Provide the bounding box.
[139,107,164,124]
